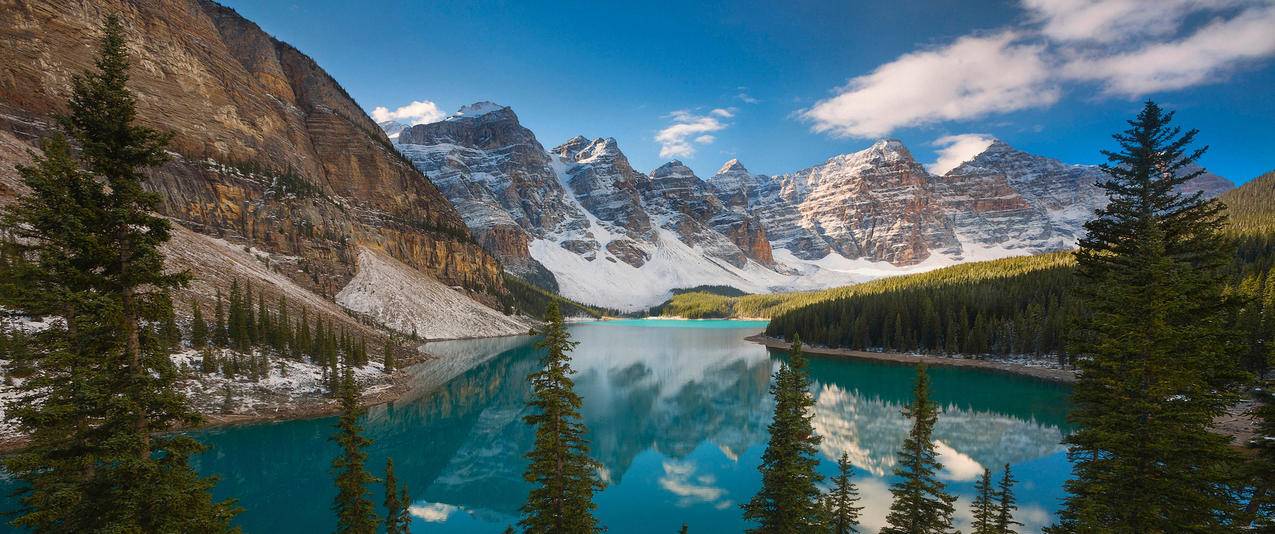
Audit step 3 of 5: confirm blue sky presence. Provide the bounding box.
[220,0,1275,183]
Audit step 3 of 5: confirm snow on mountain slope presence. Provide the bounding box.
[381,104,1235,311]
[337,248,534,340]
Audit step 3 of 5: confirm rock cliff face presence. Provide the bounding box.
[775,140,960,265]
[392,106,778,303]
[0,0,513,333]
[384,105,1234,309]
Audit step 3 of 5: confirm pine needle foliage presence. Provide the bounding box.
[519,302,605,533]
[0,14,238,532]
[742,334,825,533]
[1051,101,1248,533]
[880,365,958,534]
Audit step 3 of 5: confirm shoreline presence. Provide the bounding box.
[746,334,1078,384]
[0,333,531,453]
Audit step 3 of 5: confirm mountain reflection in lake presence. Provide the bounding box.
[180,320,1071,534]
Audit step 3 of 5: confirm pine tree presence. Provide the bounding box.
[297,307,311,360]
[880,365,957,534]
[971,469,996,534]
[245,282,257,346]
[519,302,605,533]
[0,15,237,531]
[824,452,863,534]
[742,334,824,533]
[384,457,411,534]
[1051,101,1247,532]
[213,289,228,348]
[160,296,181,351]
[994,464,1020,534]
[332,367,378,534]
[276,295,291,356]
[383,340,396,373]
[228,279,244,350]
[191,300,209,349]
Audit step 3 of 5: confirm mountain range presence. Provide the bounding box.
[384,103,1232,311]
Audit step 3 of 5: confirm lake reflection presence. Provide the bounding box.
[177,320,1071,533]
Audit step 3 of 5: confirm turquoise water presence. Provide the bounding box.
[1,319,1073,533]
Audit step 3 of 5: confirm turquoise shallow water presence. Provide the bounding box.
[0,319,1073,533]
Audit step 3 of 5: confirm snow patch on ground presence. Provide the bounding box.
[336,248,533,340]
[170,349,393,417]
[534,232,1041,311]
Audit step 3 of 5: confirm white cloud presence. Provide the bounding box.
[655,109,731,158]
[928,133,997,174]
[408,502,457,522]
[801,1,1275,138]
[659,460,730,508]
[1060,4,1275,95]
[801,33,1059,138]
[371,100,446,125]
[737,92,760,104]
[1022,0,1242,44]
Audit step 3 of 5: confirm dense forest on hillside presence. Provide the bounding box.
[502,273,609,320]
[1221,170,1275,235]
[761,182,1275,369]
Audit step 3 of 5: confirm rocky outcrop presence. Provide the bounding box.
[552,136,654,267]
[644,161,774,268]
[0,0,506,310]
[708,160,831,260]
[776,140,960,265]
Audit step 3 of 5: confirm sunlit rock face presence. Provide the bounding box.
[774,140,961,265]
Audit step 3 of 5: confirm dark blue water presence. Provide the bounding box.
[2,320,1073,533]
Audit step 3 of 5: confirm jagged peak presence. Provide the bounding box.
[652,160,694,177]
[448,101,509,120]
[715,158,748,176]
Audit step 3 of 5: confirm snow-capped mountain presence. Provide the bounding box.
[385,102,1234,311]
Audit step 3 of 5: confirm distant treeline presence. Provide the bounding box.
[764,231,1275,372]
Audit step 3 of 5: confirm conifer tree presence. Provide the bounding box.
[384,457,411,534]
[213,289,228,348]
[880,365,957,534]
[297,307,311,360]
[1051,101,1247,532]
[384,340,396,373]
[971,469,996,534]
[824,452,863,534]
[332,367,378,534]
[277,296,291,355]
[160,297,181,351]
[519,302,605,533]
[994,464,1020,534]
[0,15,237,531]
[228,279,244,350]
[191,300,209,349]
[742,334,824,532]
[245,283,257,346]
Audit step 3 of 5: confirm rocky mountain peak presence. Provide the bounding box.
[450,101,509,120]
[551,135,593,159]
[716,158,748,175]
[651,160,696,180]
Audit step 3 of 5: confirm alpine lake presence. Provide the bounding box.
[6,319,1075,533]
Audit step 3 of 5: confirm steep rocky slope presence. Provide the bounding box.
[385,101,1234,310]
[0,0,521,336]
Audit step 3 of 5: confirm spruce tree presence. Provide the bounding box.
[519,301,605,533]
[880,365,957,534]
[191,300,209,349]
[384,457,411,534]
[1051,101,1247,532]
[994,464,1020,534]
[384,340,396,373]
[0,14,237,531]
[971,469,996,534]
[824,452,863,534]
[213,289,228,348]
[332,367,378,534]
[742,334,824,532]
